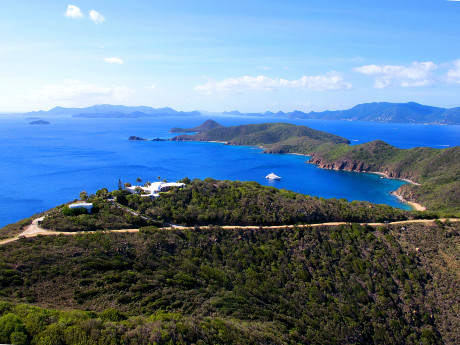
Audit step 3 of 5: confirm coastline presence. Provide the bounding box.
[391,191,426,211]
[369,171,421,186]
[182,139,427,211]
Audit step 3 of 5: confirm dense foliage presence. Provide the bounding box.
[309,140,460,214]
[1,220,458,344]
[171,122,350,154]
[124,178,416,226]
[40,194,154,232]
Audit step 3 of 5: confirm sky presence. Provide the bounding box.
[1,0,460,113]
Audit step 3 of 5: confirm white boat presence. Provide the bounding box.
[266,172,281,180]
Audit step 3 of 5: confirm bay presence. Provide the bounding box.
[1,114,459,228]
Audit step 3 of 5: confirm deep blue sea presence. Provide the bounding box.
[1,114,459,228]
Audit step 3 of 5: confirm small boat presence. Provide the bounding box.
[266,172,281,180]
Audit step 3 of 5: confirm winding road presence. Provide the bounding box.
[0,217,458,246]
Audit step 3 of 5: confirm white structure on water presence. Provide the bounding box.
[125,181,186,197]
[266,172,281,180]
[69,202,93,211]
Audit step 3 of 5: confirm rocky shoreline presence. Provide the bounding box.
[307,155,426,211]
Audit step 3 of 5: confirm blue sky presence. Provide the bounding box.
[1,0,460,112]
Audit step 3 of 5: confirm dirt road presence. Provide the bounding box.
[0,218,458,246]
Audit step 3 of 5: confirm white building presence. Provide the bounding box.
[69,202,93,210]
[125,181,186,197]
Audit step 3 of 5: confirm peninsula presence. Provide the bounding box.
[170,121,460,214]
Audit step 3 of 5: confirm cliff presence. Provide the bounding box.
[307,142,460,214]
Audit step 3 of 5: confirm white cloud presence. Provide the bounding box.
[353,61,437,89]
[194,72,351,94]
[146,84,157,90]
[89,10,105,24]
[30,80,133,103]
[104,57,124,64]
[257,66,271,70]
[444,59,460,84]
[64,5,84,19]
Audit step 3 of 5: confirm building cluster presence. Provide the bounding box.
[125,181,186,197]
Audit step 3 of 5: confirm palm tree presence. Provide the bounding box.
[136,177,142,183]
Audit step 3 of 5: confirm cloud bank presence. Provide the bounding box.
[353,61,437,89]
[444,59,460,84]
[194,72,351,94]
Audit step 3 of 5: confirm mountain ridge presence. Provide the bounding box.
[24,104,201,117]
[225,102,460,125]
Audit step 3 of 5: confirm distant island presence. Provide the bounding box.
[169,120,460,214]
[21,101,460,125]
[24,104,201,118]
[128,136,166,141]
[224,101,460,125]
[29,120,50,125]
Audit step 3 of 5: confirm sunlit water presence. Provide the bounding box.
[1,114,459,227]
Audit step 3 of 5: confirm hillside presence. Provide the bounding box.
[0,219,458,344]
[171,122,350,154]
[170,119,225,133]
[308,141,460,214]
[228,102,460,125]
[167,121,460,214]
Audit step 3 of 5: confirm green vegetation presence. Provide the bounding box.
[40,192,155,232]
[128,178,420,226]
[0,218,34,240]
[309,140,460,214]
[0,220,458,344]
[31,179,427,232]
[170,121,460,214]
[170,119,225,133]
[171,122,350,154]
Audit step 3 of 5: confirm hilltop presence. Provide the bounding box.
[171,122,350,153]
[170,119,225,133]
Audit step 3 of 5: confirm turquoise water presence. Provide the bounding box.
[1,115,459,227]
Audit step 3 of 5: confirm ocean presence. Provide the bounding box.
[1,114,459,228]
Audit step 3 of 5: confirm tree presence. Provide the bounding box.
[134,186,143,194]
[96,188,109,199]
[0,313,26,344]
[118,179,123,190]
[144,181,151,187]
[157,176,161,181]
[79,191,88,201]
[136,177,142,183]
